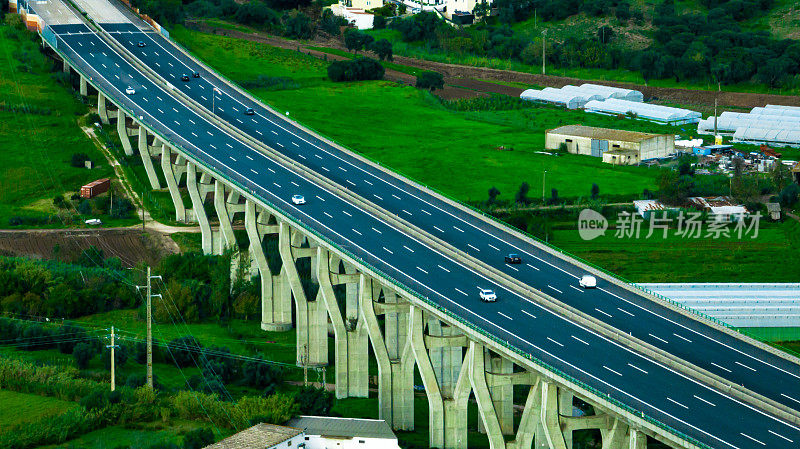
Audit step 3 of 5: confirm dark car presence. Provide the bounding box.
[181,74,190,82]
[244,108,255,116]
[137,41,146,48]
[192,71,200,78]
[504,253,522,264]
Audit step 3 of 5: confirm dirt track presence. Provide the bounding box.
[188,20,800,109]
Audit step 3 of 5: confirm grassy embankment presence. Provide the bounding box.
[168,26,800,283]
[0,18,148,228]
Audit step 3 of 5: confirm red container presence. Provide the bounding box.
[80,178,110,199]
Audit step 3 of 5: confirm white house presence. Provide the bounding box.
[203,423,305,449]
[287,416,400,449]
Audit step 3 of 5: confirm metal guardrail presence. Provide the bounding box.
[38,10,714,447]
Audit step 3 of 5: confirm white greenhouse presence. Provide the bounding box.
[733,127,800,148]
[520,89,588,109]
[584,98,700,125]
[580,83,644,102]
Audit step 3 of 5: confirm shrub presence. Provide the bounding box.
[71,153,90,168]
[168,336,203,368]
[327,58,385,82]
[415,71,444,91]
[294,386,334,415]
[183,427,214,449]
[73,342,98,369]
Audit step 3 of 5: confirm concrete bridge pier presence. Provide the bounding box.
[62,58,70,73]
[410,306,471,449]
[316,247,369,398]
[97,92,109,125]
[137,127,161,190]
[159,145,187,222]
[212,180,241,254]
[186,163,214,253]
[361,280,414,429]
[79,75,88,96]
[116,109,133,156]
[278,222,327,367]
[245,200,291,332]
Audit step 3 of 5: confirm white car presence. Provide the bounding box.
[291,194,306,205]
[579,275,597,289]
[125,86,135,95]
[479,288,497,302]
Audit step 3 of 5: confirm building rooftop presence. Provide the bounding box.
[547,125,664,143]
[203,423,303,449]
[287,416,397,440]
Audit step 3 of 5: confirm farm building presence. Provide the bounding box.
[584,98,701,125]
[545,125,674,164]
[579,83,644,102]
[520,83,644,109]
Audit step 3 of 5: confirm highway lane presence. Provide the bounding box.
[98,20,800,411]
[44,21,800,448]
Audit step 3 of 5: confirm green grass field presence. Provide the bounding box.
[0,389,77,430]
[170,26,674,202]
[37,422,213,449]
[0,20,119,228]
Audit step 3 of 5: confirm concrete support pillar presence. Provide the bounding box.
[362,284,414,430]
[213,180,239,254]
[278,222,327,366]
[97,92,109,125]
[384,289,408,360]
[410,306,471,449]
[62,58,70,73]
[138,126,161,190]
[117,109,133,156]
[317,250,370,398]
[540,381,569,449]
[79,75,88,96]
[601,418,629,449]
[486,351,514,435]
[469,342,543,449]
[186,164,213,254]
[559,390,575,449]
[160,145,186,222]
[629,429,646,449]
[245,200,291,331]
[427,318,462,399]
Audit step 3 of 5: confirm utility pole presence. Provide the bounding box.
[542,29,547,75]
[107,326,119,391]
[542,170,547,202]
[137,267,161,389]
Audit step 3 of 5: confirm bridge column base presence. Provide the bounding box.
[137,127,161,190]
[97,92,109,125]
[79,75,88,96]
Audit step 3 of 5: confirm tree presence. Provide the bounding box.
[548,188,560,205]
[242,356,284,391]
[295,386,334,415]
[415,71,444,92]
[283,12,313,40]
[102,342,129,370]
[370,38,393,61]
[327,58,385,82]
[473,1,491,19]
[344,30,374,54]
[515,182,531,205]
[778,184,800,207]
[590,183,600,199]
[373,15,387,30]
[71,153,90,168]
[56,324,88,354]
[168,336,203,368]
[183,428,215,449]
[73,341,97,369]
[487,186,501,205]
[597,26,614,44]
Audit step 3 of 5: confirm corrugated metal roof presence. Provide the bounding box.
[204,424,302,449]
[287,416,397,440]
[547,125,664,142]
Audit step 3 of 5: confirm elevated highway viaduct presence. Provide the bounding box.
[14,0,800,448]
